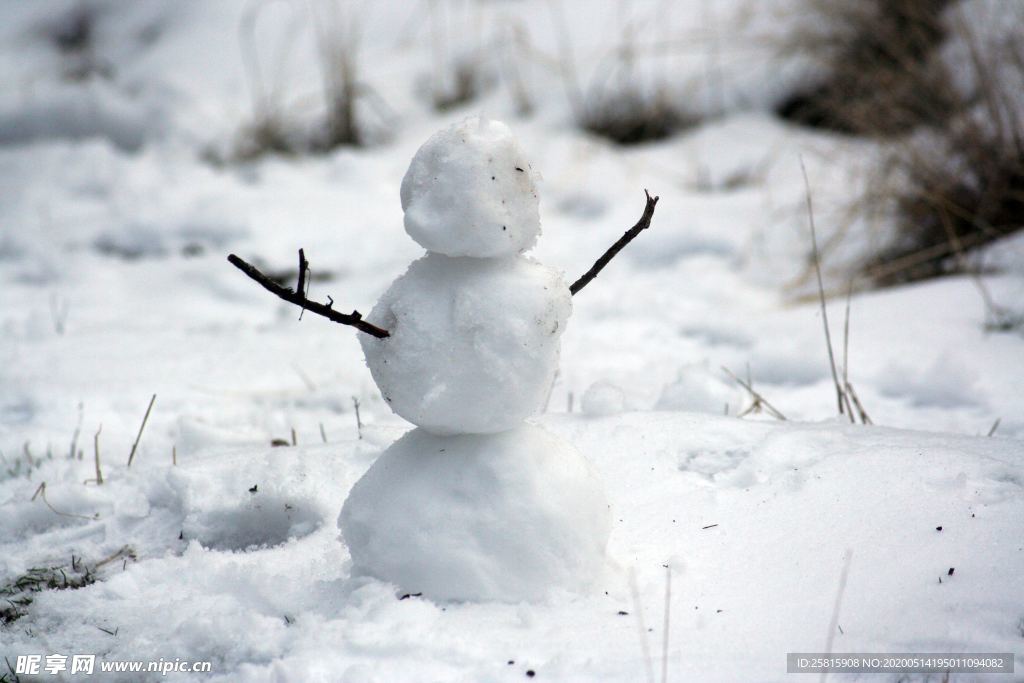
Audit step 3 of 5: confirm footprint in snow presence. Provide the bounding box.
[183,495,321,552]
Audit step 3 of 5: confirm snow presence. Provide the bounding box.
[360,252,571,435]
[2,0,1024,680]
[581,380,626,416]
[656,364,745,415]
[401,116,542,258]
[2,413,1021,681]
[339,424,610,603]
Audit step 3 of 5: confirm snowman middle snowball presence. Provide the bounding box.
[360,117,572,435]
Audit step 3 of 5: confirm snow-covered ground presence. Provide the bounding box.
[2,1,1022,681]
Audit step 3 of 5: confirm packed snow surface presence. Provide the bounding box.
[2,414,1022,682]
[360,252,572,434]
[339,424,610,602]
[400,116,542,258]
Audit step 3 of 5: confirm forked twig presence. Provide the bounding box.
[296,248,310,319]
[228,251,390,338]
[570,190,660,295]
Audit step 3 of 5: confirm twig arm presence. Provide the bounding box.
[296,248,309,319]
[228,252,390,338]
[569,190,660,295]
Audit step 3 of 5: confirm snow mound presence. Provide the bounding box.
[400,116,541,258]
[360,253,572,434]
[657,363,744,414]
[581,379,626,416]
[184,494,321,552]
[0,81,156,151]
[339,424,610,602]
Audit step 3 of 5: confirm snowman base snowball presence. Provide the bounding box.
[339,425,610,602]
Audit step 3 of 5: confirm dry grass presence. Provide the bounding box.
[1,560,95,624]
[722,366,787,421]
[863,4,1024,289]
[426,0,497,113]
[431,58,491,112]
[222,0,396,162]
[779,0,1024,295]
[46,2,116,81]
[868,125,1024,287]
[309,0,363,150]
[548,0,702,146]
[1,443,51,481]
[776,0,956,136]
[580,87,698,146]
[1,547,135,625]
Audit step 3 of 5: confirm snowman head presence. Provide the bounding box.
[400,116,542,258]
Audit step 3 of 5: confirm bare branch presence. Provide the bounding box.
[228,252,390,338]
[296,248,309,319]
[570,190,660,295]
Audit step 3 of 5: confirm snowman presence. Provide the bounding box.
[228,116,658,602]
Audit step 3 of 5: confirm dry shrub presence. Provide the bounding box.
[548,0,703,146]
[431,58,491,112]
[776,0,956,135]
[867,113,1024,286]
[48,2,116,81]
[861,3,1024,287]
[311,14,361,149]
[579,85,699,145]
[779,0,1024,292]
[424,0,498,113]
[224,0,395,162]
